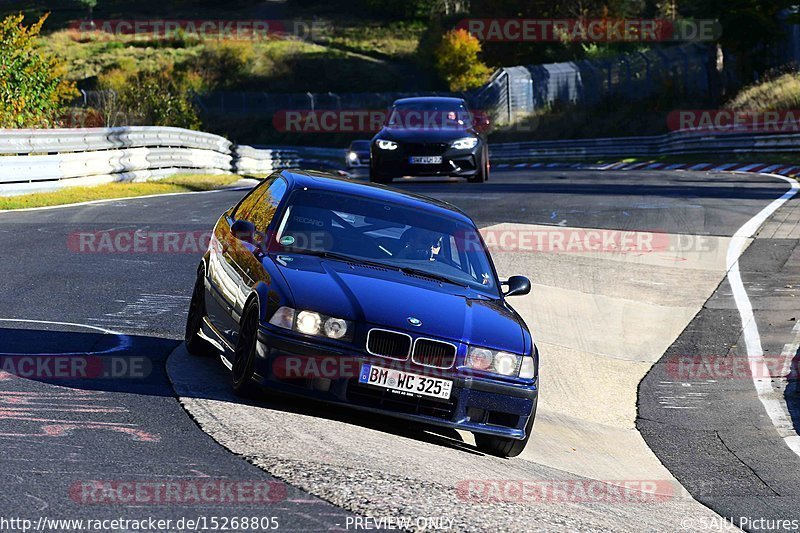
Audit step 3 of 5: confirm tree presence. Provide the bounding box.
[0,14,78,127]
[434,29,492,91]
[77,0,97,24]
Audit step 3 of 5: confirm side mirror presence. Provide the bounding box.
[502,275,531,297]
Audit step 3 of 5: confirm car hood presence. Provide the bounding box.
[271,255,526,353]
[375,127,479,144]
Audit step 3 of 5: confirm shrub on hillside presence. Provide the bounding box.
[192,41,254,89]
[434,29,491,92]
[0,14,78,127]
[98,66,203,129]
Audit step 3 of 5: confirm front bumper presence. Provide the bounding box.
[254,326,537,440]
[371,142,482,178]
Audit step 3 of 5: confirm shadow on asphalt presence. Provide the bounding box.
[0,327,178,396]
[0,326,485,456]
[786,345,800,433]
[171,344,486,457]
[392,180,791,200]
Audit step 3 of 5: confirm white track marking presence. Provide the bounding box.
[725,173,800,456]
[780,321,800,379]
[0,318,131,355]
[0,185,253,215]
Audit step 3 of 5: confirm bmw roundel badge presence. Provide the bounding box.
[407,317,422,327]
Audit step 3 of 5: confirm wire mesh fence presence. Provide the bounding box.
[76,44,740,130]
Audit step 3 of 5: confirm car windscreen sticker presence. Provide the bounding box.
[280,235,295,246]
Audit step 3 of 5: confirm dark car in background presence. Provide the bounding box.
[369,97,490,184]
[346,140,371,169]
[185,169,538,457]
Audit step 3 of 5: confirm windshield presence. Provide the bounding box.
[350,141,371,150]
[387,101,472,130]
[273,189,498,295]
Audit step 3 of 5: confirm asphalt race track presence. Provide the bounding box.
[1,169,798,531]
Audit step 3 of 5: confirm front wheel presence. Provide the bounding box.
[474,397,537,457]
[185,272,215,357]
[231,300,260,397]
[468,147,489,183]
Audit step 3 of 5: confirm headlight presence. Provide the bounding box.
[466,346,535,378]
[268,306,353,342]
[375,139,398,150]
[348,151,358,161]
[296,310,322,335]
[451,137,478,150]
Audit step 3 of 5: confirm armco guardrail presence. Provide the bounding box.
[2,126,799,196]
[489,130,800,162]
[0,127,342,196]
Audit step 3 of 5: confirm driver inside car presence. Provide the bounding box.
[397,228,442,261]
[231,219,265,259]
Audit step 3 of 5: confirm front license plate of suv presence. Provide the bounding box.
[359,364,452,400]
[409,156,443,164]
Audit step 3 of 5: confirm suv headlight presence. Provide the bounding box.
[451,137,478,150]
[268,306,353,342]
[375,139,398,150]
[465,345,535,378]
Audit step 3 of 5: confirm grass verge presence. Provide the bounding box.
[0,173,243,210]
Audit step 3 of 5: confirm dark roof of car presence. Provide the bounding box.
[391,96,467,106]
[349,140,371,147]
[279,169,472,223]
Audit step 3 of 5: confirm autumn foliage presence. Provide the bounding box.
[0,14,78,127]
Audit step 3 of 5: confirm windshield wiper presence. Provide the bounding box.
[287,250,469,287]
[291,249,396,270]
[399,266,468,288]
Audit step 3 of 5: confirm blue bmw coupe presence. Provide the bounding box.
[185,169,538,457]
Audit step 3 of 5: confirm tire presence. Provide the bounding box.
[468,147,489,183]
[474,396,537,458]
[185,271,215,357]
[231,299,260,397]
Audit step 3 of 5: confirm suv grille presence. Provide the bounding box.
[366,329,411,360]
[412,338,456,369]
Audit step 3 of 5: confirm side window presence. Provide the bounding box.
[234,181,271,222]
[249,178,288,232]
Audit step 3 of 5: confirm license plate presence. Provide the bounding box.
[409,156,442,165]
[359,364,452,400]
